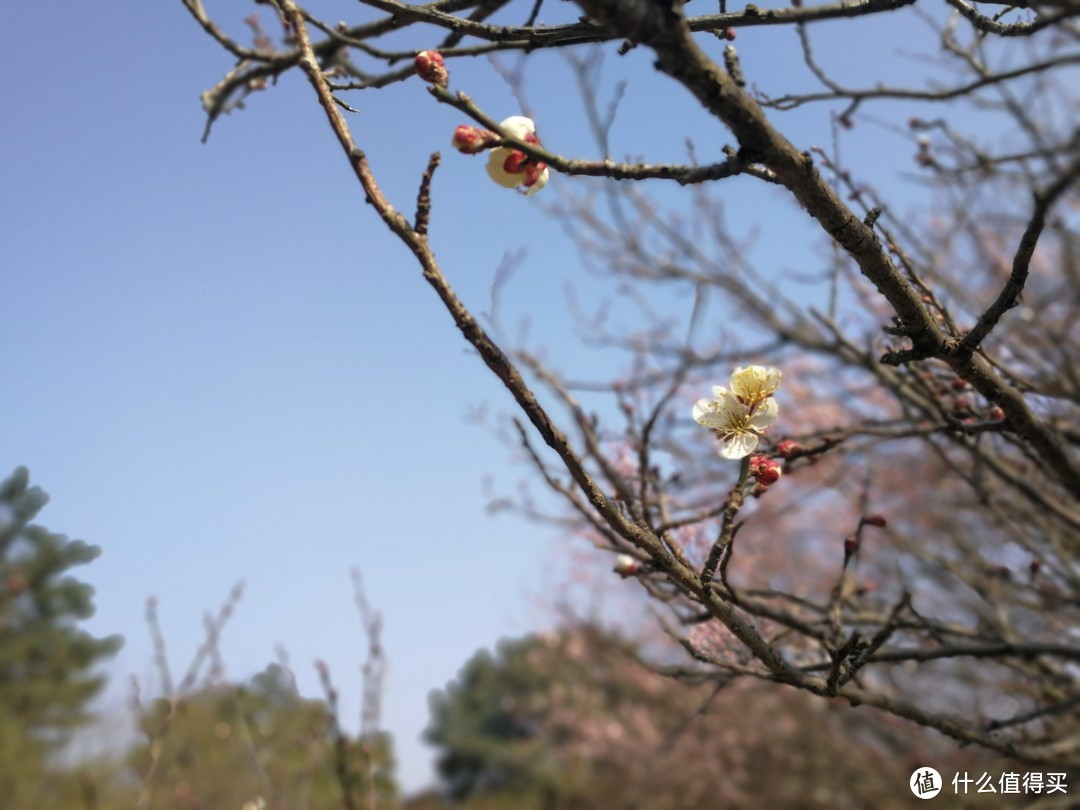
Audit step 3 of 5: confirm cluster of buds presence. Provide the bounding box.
[414,50,449,88]
[748,454,783,485]
[449,117,549,195]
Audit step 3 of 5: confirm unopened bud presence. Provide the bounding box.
[614,554,640,578]
[414,50,449,88]
[451,125,498,154]
[777,440,802,459]
[503,150,529,174]
[988,406,1005,421]
[908,116,924,129]
[843,535,859,555]
[1029,558,1041,576]
[723,27,736,41]
[523,162,547,188]
[748,455,782,485]
[864,514,887,528]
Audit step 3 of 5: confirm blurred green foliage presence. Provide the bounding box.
[0,466,123,807]
[129,663,396,810]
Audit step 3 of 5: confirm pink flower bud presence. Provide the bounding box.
[777,440,802,459]
[523,162,547,188]
[451,125,498,154]
[614,554,640,578]
[503,150,529,174]
[723,27,736,41]
[864,514,887,528]
[749,454,783,485]
[414,50,449,88]
[908,116,924,129]
[988,406,1005,421]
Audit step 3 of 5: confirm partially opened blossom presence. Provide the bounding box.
[693,366,781,459]
[485,116,549,195]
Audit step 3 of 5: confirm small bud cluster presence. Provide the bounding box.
[749,454,783,485]
[414,50,449,88]
[492,129,548,191]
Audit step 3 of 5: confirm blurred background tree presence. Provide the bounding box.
[0,466,123,807]
[420,623,1025,809]
[130,662,397,810]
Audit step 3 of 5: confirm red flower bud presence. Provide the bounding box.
[503,150,529,174]
[452,125,498,154]
[864,515,887,528]
[777,440,802,459]
[988,406,1005,421]
[843,535,859,555]
[414,50,449,88]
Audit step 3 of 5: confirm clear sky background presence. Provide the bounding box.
[2,0,943,793]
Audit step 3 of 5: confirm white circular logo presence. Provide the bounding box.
[910,767,942,799]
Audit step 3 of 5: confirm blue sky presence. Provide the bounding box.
[1,0,946,793]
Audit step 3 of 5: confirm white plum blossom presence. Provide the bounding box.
[692,366,781,459]
[485,116,549,195]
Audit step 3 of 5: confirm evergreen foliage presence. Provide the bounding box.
[0,466,123,806]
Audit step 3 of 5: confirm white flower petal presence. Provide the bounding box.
[749,397,779,431]
[712,385,730,401]
[721,431,759,459]
[692,398,723,428]
[499,116,536,140]
[485,148,522,188]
